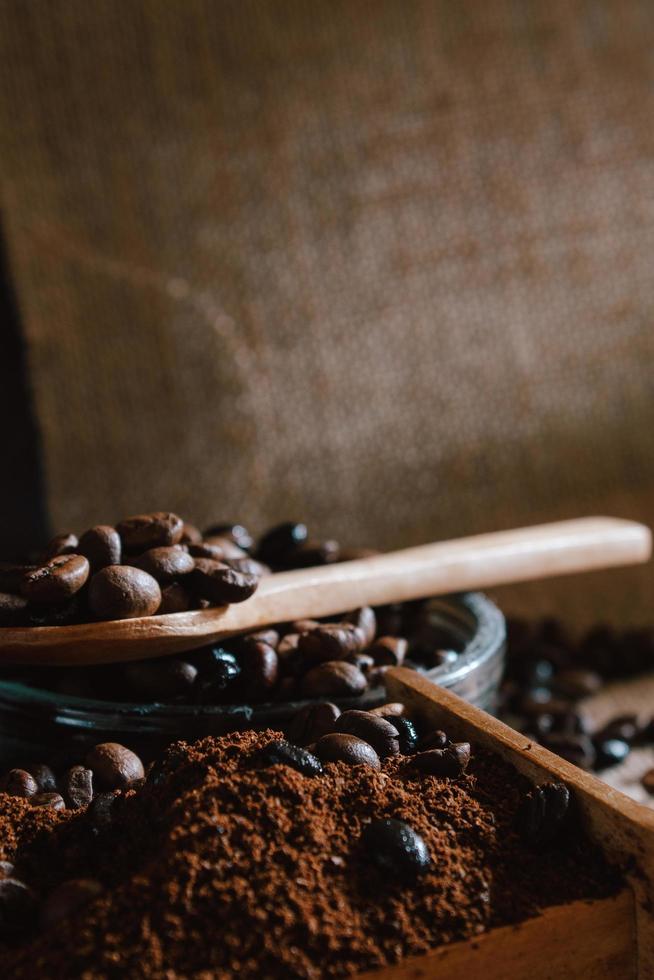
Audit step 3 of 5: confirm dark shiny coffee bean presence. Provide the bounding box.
[44,533,79,559]
[203,523,253,552]
[540,733,596,770]
[191,559,259,604]
[256,739,323,777]
[0,878,38,936]
[31,792,66,810]
[116,511,184,552]
[412,742,470,777]
[239,640,279,699]
[77,525,122,571]
[63,766,94,809]
[26,764,58,794]
[256,522,308,565]
[3,769,38,798]
[369,636,407,667]
[516,781,570,846]
[188,542,226,561]
[0,862,14,878]
[0,562,37,594]
[133,546,195,583]
[315,733,381,769]
[22,554,90,603]
[553,669,603,700]
[0,592,29,626]
[345,607,377,646]
[333,710,400,758]
[285,540,340,568]
[594,738,630,770]
[123,658,198,700]
[158,582,192,614]
[387,716,418,754]
[418,729,449,751]
[596,714,640,745]
[193,648,241,702]
[300,661,368,698]
[41,878,103,930]
[87,791,118,833]
[362,818,430,880]
[88,566,162,620]
[85,743,144,790]
[288,702,341,745]
[297,624,365,665]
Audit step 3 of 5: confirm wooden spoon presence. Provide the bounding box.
[0,517,649,666]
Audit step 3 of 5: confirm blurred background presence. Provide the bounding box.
[1,0,653,624]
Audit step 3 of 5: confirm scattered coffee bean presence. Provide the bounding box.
[116,512,184,552]
[238,640,279,700]
[88,566,162,620]
[203,523,253,551]
[516,782,570,847]
[25,764,58,794]
[345,607,377,646]
[77,525,122,571]
[300,661,368,698]
[193,649,241,702]
[418,730,449,751]
[256,739,323,777]
[191,559,259,604]
[288,540,340,568]
[297,624,365,665]
[333,710,400,758]
[315,733,381,769]
[85,743,144,790]
[3,769,38,798]
[31,792,66,810]
[288,702,341,745]
[41,878,103,930]
[0,878,38,936]
[123,658,198,701]
[369,636,407,667]
[158,582,192,614]
[347,652,375,673]
[88,791,118,833]
[362,818,430,880]
[133,546,195,583]
[22,554,90,603]
[63,766,94,809]
[412,742,471,777]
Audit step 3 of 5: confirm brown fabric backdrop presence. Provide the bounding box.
[1,0,653,624]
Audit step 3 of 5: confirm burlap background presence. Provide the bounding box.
[1,1,653,624]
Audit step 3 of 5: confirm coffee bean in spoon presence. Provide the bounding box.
[158,582,192,614]
[362,818,431,881]
[133,546,195,583]
[78,525,122,571]
[116,512,184,553]
[22,554,90,603]
[88,566,162,620]
[190,559,259,604]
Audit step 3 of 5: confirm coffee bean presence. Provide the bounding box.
[369,636,407,667]
[298,624,365,665]
[516,781,570,846]
[256,739,323,777]
[203,523,253,552]
[387,716,419,754]
[41,878,103,930]
[88,566,162,620]
[344,606,377,646]
[44,533,79,559]
[0,562,37,594]
[202,536,249,560]
[370,703,406,719]
[3,769,38,798]
[22,555,90,603]
[123,658,198,700]
[0,592,29,626]
[300,662,368,698]
[31,792,66,811]
[63,766,94,809]
[540,733,596,770]
[256,522,308,565]
[553,669,603,700]
[641,769,654,794]
[288,702,341,745]
[0,878,38,936]
[77,525,122,571]
[193,649,241,702]
[285,540,340,568]
[348,653,375,673]
[158,582,192,614]
[315,733,381,769]
[366,666,390,688]
[86,743,144,790]
[291,619,321,634]
[116,512,184,552]
[418,730,449,751]
[133,546,195,583]
[595,714,640,745]
[188,542,226,561]
[180,522,203,545]
[190,559,259,604]
[362,818,430,880]
[333,710,400,758]
[87,792,118,833]
[594,738,630,770]
[0,862,14,878]
[239,640,279,699]
[25,764,58,794]
[412,742,470,777]
[240,629,279,650]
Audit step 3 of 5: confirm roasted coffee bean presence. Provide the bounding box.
[540,733,596,770]
[290,619,321,634]
[202,536,249,560]
[315,733,381,769]
[116,512,184,552]
[88,566,162,620]
[188,542,226,561]
[41,878,103,930]
[87,791,118,833]
[594,738,630,770]
[31,792,66,810]
[362,818,430,880]
[63,766,94,809]
[180,522,203,545]
[595,714,640,745]
[239,640,279,699]
[412,742,470,777]
[123,658,198,700]
[297,624,365,665]
[158,582,192,614]
[191,559,259,604]
[641,769,654,794]
[516,781,570,846]
[3,769,38,798]
[26,764,58,794]
[553,669,603,700]
[203,523,253,552]
[86,743,144,790]
[369,636,407,667]
[240,629,279,650]
[288,702,341,745]
[223,556,270,578]
[77,525,122,570]
[0,592,28,626]
[366,666,390,688]
[22,554,90,603]
[347,653,375,673]
[370,703,406,719]
[0,562,37,594]
[345,606,377,646]
[387,716,419,754]
[300,661,368,698]
[193,649,241,702]
[0,862,14,878]
[256,522,308,565]
[256,739,323,777]
[133,546,195,583]
[333,710,400,758]
[547,707,590,736]
[44,533,79,559]
[0,878,38,936]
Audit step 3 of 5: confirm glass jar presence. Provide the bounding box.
[0,591,505,766]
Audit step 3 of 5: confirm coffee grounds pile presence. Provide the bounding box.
[0,730,621,979]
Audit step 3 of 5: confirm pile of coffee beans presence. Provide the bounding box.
[500,617,654,780]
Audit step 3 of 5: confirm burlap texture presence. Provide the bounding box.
[1,1,654,624]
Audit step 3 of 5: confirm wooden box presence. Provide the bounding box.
[356,668,654,980]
